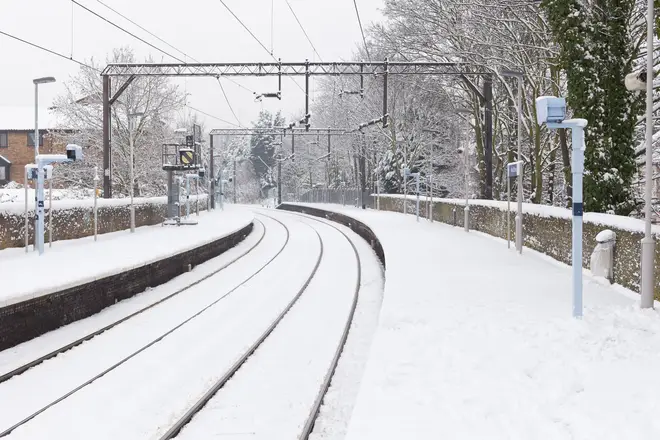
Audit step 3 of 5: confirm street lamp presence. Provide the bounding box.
[501,69,524,254]
[128,112,144,233]
[623,1,655,308]
[33,77,55,159]
[32,77,55,251]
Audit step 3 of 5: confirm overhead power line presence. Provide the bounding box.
[217,0,274,59]
[94,0,192,61]
[216,78,243,127]
[352,0,371,61]
[71,0,185,63]
[0,29,101,72]
[186,104,240,127]
[283,0,323,62]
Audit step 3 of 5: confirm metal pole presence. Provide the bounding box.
[277,159,282,205]
[220,170,225,210]
[102,75,111,198]
[641,0,656,308]
[403,172,408,215]
[507,173,511,248]
[196,178,199,216]
[233,159,237,204]
[186,176,190,218]
[49,175,53,248]
[484,74,493,199]
[376,175,381,210]
[36,160,45,255]
[129,117,135,233]
[429,145,434,222]
[416,173,420,222]
[33,85,39,250]
[516,77,523,254]
[94,166,99,241]
[571,124,586,318]
[464,133,470,232]
[24,166,29,253]
[209,134,215,210]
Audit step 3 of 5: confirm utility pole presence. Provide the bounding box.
[484,74,493,199]
[277,158,282,205]
[209,134,215,209]
[233,159,237,204]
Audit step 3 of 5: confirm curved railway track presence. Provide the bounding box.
[0,218,269,386]
[0,213,294,438]
[158,209,363,440]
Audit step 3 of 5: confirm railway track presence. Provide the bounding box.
[0,218,269,386]
[1,210,368,440]
[0,213,295,438]
[158,209,362,440]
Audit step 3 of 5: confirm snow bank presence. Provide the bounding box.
[292,204,660,440]
[378,194,657,234]
[0,207,253,308]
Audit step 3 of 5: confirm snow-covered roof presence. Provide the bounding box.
[0,106,59,131]
[0,155,10,164]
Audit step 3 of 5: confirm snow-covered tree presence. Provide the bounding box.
[51,47,185,197]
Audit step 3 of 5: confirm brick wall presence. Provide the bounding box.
[0,222,253,351]
[0,130,64,183]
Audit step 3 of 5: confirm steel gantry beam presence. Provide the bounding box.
[209,127,350,136]
[100,59,493,199]
[101,61,485,77]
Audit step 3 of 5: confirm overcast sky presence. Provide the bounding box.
[0,0,383,129]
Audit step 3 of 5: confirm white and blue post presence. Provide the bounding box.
[537,96,587,318]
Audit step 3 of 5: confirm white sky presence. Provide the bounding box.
[0,0,383,129]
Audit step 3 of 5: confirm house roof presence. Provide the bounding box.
[0,106,60,131]
[0,155,11,165]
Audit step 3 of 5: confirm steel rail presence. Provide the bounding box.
[0,215,291,438]
[0,219,265,386]
[157,211,324,439]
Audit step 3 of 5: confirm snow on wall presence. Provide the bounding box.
[376,195,657,299]
[0,195,208,249]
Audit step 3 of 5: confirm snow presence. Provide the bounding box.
[0,206,252,307]
[379,193,660,234]
[289,203,660,440]
[2,212,321,439]
[0,215,267,377]
[595,229,616,243]
[176,214,359,440]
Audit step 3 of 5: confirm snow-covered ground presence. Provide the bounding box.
[176,214,362,440]
[2,212,322,439]
[0,215,268,377]
[291,203,660,440]
[0,206,253,307]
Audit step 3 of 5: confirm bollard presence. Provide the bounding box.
[590,230,616,283]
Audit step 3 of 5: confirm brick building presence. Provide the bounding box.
[0,107,67,184]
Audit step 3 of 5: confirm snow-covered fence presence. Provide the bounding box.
[375,195,659,299]
[0,195,208,250]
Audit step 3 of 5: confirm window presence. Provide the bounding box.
[0,132,7,148]
[27,132,44,147]
[0,166,6,181]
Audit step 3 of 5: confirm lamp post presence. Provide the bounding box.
[32,77,55,250]
[128,112,144,233]
[501,69,524,253]
[642,0,656,308]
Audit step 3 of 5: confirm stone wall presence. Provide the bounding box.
[376,196,658,299]
[0,196,208,250]
[0,221,252,351]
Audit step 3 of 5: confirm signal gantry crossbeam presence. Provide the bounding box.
[101,60,494,199]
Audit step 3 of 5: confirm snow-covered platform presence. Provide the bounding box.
[0,207,253,307]
[287,203,660,440]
